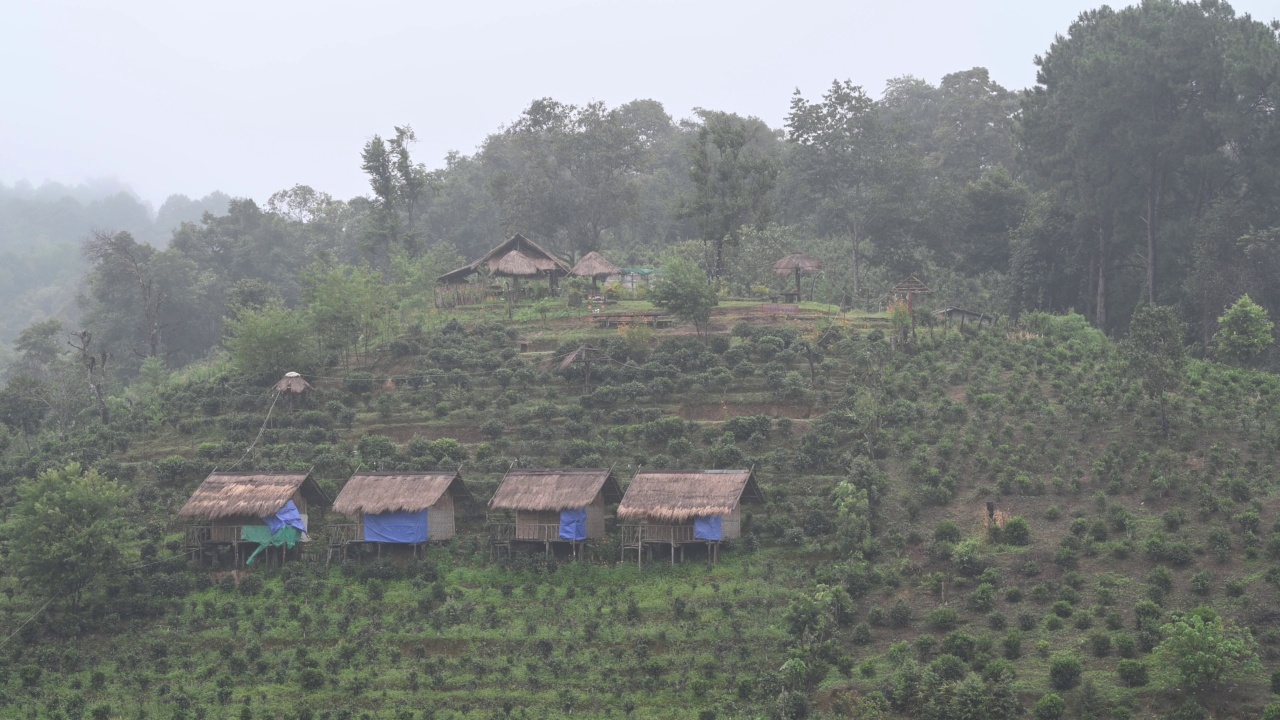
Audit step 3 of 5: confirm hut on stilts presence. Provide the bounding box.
[617,469,763,566]
[329,471,474,565]
[487,468,622,559]
[179,472,328,568]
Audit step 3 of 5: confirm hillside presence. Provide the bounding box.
[1,305,1279,719]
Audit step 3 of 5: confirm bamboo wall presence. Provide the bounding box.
[428,493,456,540]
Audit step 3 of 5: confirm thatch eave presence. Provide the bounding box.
[616,469,761,523]
[178,472,329,521]
[333,471,473,516]
[488,468,621,512]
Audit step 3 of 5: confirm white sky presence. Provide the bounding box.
[3,0,1277,207]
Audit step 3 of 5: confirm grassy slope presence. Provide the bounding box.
[4,306,1280,719]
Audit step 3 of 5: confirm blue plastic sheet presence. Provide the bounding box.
[363,509,429,543]
[559,507,587,541]
[264,500,306,535]
[694,515,723,541]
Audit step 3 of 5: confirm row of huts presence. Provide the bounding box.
[179,467,762,567]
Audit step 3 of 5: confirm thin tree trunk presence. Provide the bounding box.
[1145,163,1162,304]
[1096,218,1110,330]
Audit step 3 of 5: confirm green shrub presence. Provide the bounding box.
[1048,655,1082,690]
[1033,693,1066,720]
[933,520,962,544]
[1003,516,1031,545]
[1117,660,1148,687]
[927,607,959,631]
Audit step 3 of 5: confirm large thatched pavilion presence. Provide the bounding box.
[488,468,622,558]
[179,471,329,567]
[330,471,473,561]
[617,469,763,565]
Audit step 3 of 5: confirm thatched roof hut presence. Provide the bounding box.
[273,372,312,394]
[617,469,762,524]
[491,250,541,278]
[773,253,822,297]
[438,233,571,284]
[334,471,473,514]
[489,468,622,543]
[490,468,622,511]
[571,251,621,280]
[333,471,473,544]
[178,472,329,521]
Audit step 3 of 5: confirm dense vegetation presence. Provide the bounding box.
[3,1,1279,374]
[1,306,1279,719]
[0,1,1279,718]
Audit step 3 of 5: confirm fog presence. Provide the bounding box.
[6,0,1244,206]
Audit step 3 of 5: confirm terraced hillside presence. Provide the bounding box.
[3,308,1280,720]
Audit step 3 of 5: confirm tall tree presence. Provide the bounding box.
[1022,1,1280,327]
[681,109,781,280]
[487,99,671,259]
[4,463,138,609]
[361,126,431,259]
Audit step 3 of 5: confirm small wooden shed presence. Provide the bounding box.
[179,471,329,567]
[617,469,763,565]
[330,471,474,559]
[488,468,622,556]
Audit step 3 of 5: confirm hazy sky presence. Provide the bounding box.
[3,0,1277,208]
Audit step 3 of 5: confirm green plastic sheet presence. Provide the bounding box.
[242,525,301,565]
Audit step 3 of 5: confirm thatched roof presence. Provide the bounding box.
[273,372,312,394]
[491,250,541,277]
[178,472,329,520]
[489,468,622,512]
[617,469,763,523]
[570,251,621,279]
[438,234,572,284]
[772,253,822,274]
[333,471,473,516]
[891,275,932,294]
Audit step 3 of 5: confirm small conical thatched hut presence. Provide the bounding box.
[179,472,329,566]
[617,469,763,564]
[773,253,822,298]
[332,471,473,546]
[488,469,622,550]
[570,251,621,288]
[492,250,541,278]
[273,372,312,394]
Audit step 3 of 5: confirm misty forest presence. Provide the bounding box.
[3,2,1280,719]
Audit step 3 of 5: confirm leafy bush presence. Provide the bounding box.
[1048,655,1082,690]
[1117,660,1149,687]
[1033,693,1066,720]
[1003,516,1031,545]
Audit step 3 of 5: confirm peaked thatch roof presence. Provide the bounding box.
[891,275,932,294]
[273,372,312,394]
[333,471,473,516]
[178,472,329,520]
[772,253,822,274]
[617,469,763,523]
[491,250,542,277]
[489,468,622,512]
[438,234,572,284]
[570,251,621,279]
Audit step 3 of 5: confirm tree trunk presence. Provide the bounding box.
[1096,218,1110,330]
[1145,162,1162,305]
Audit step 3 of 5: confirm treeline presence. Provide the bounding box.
[0,181,229,348]
[7,0,1280,383]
